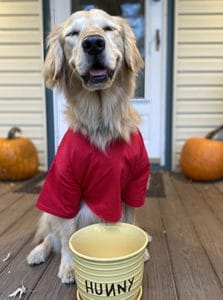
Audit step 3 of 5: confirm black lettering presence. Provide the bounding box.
[117,280,127,294]
[94,283,103,295]
[85,280,94,294]
[128,277,135,292]
[106,283,116,296]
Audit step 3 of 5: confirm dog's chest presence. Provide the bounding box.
[79,138,138,190]
[56,129,143,189]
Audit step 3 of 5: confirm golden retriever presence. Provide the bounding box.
[27,9,150,284]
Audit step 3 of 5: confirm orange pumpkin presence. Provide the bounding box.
[180,137,223,181]
[0,127,39,181]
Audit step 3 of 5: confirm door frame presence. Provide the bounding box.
[48,0,169,167]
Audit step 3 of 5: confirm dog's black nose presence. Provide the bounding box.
[82,35,105,55]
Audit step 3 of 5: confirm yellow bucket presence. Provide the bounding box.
[69,223,148,300]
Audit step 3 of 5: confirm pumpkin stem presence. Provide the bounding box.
[205,125,223,139]
[7,127,22,139]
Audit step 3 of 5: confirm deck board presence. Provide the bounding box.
[0,240,53,300]
[0,182,16,197]
[0,172,222,300]
[0,191,25,213]
[29,255,76,300]
[0,208,40,273]
[193,183,223,225]
[162,173,223,299]
[136,175,178,300]
[0,193,38,236]
[137,197,178,300]
[171,174,223,287]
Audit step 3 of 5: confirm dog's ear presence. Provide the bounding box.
[116,18,144,73]
[44,25,65,88]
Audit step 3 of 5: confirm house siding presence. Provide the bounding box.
[172,0,223,169]
[0,0,47,169]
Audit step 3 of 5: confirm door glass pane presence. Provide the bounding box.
[71,0,145,98]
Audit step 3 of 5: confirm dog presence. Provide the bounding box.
[27,9,150,284]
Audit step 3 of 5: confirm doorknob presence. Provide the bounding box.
[155,29,160,51]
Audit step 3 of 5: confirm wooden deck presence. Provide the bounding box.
[0,172,223,299]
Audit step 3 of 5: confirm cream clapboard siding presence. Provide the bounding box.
[0,0,47,169]
[172,0,223,170]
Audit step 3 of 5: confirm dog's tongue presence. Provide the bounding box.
[89,69,107,77]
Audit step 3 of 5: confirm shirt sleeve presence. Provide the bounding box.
[36,131,82,218]
[122,135,150,207]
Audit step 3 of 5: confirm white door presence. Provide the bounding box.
[50,0,167,166]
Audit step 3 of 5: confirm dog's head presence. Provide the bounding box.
[44,9,143,91]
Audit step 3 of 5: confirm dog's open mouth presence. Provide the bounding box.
[82,61,114,85]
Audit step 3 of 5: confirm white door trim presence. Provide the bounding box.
[160,0,168,166]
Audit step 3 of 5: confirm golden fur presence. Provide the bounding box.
[27,9,150,284]
[44,9,143,150]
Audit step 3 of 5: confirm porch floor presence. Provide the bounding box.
[0,172,223,299]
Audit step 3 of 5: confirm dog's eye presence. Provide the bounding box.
[67,31,79,37]
[103,26,114,32]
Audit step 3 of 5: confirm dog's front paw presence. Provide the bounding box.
[27,244,49,265]
[144,248,150,262]
[58,263,75,284]
[144,232,152,263]
[147,232,152,243]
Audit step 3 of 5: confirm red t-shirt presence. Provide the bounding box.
[36,129,150,222]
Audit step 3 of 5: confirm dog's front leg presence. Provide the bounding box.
[58,237,75,284]
[122,204,135,224]
[123,204,151,262]
[57,218,77,284]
